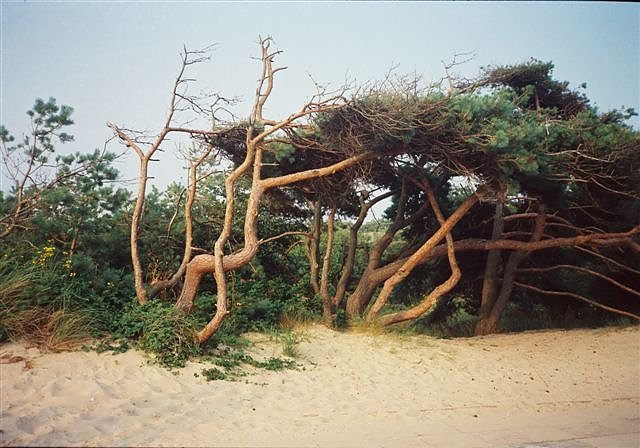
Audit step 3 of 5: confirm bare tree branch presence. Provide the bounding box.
[517,264,640,298]
[514,281,640,321]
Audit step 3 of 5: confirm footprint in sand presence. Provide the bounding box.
[15,415,52,436]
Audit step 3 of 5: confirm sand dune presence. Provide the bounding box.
[1,325,638,447]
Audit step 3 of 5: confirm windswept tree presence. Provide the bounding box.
[109,41,639,343]
[470,61,640,334]
[173,38,390,343]
[285,61,639,331]
[108,45,232,305]
[110,37,386,343]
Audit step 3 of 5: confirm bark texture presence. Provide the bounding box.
[478,199,505,321]
[475,206,547,335]
[366,185,482,321]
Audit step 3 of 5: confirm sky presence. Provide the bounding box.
[1,1,639,193]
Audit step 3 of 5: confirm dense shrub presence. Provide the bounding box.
[112,299,202,368]
[224,277,320,333]
[0,245,132,346]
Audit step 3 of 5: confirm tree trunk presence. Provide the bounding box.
[332,212,360,311]
[320,206,337,326]
[345,262,400,318]
[332,190,394,311]
[376,237,461,326]
[194,137,263,343]
[307,200,322,297]
[149,161,199,299]
[345,271,377,318]
[366,186,481,320]
[69,215,84,259]
[175,254,216,313]
[373,177,462,326]
[131,157,150,305]
[475,207,547,335]
[478,199,505,320]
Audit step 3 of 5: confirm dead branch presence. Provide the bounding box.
[516,264,640,298]
[107,44,228,304]
[574,246,640,276]
[258,231,312,246]
[513,281,640,321]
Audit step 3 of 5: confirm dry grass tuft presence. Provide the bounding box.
[345,316,388,335]
[2,307,93,352]
[279,312,317,332]
[44,310,94,351]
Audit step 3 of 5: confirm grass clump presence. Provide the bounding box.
[279,331,300,358]
[0,261,94,351]
[2,306,93,351]
[269,329,307,358]
[44,310,94,351]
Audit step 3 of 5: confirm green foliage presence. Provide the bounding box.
[3,97,74,160]
[86,340,130,355]
[0,252,95,350]
[258,357,297,370]
[213,277,321,333]
[1,240,133,334]
[112,300,201,368]
[1,98,82,238]
[1,96,133,340]
[199,345,298,382]
[200,367,228,381]
[480,59,589,117]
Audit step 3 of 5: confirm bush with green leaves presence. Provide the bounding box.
[217,276,320,333]
[1,242,133,330]
[113,299,202,368]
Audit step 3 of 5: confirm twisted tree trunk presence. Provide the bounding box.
[366,185,482,321]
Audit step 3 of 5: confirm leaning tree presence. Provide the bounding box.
[110,40,639,341]
[110,37,391,343]
[282,61,639,331]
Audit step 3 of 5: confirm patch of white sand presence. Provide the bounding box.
[1,325,638,447]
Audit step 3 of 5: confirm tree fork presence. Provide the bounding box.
[475,206,547,336]
[345,182,430,318]
[366,184,483,321]
[372,177,463,326]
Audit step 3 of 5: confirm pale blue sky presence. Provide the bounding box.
[1,1,639,191]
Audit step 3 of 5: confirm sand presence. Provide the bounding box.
[1,325,638,447]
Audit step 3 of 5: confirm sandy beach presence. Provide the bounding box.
[1,325,638,447]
